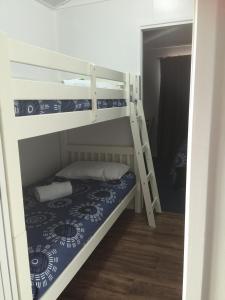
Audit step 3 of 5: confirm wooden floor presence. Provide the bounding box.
[59,211,184,300]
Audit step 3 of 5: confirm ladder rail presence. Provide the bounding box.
[130,104,156,228]
[129,74,161,228]
[137,102,162,213]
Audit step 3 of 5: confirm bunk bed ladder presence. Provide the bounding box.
[130,78,161,228]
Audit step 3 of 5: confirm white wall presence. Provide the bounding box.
[0,0,60,186]
[0,0,57,49]
[57,0,194,73]
[143,44,192,155]
[18,134,61,187]
[57,0,194,146]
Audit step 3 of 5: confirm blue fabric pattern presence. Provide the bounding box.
[24,172,135,299]
[15,100,41,116]
[97,99,127,109]
[60,100,92,112]
[14,99,127,117]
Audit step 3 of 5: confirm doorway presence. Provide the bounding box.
[142,23,192,214]
[141,20,193,299]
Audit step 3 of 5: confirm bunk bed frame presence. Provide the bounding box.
[0,32,160,300]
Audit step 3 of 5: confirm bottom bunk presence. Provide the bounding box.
[24,173,136,299]
[20,144,139,300]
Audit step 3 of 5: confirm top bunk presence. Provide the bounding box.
[0,33,134,140]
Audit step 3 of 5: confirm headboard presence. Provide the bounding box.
[61,143,135,171]
[60,138,142,213]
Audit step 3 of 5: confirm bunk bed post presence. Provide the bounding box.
[125,72,131,115]
[91,64,97,122]
[127,73,142,213]
[134,75,143,213]
[0,33,33,299]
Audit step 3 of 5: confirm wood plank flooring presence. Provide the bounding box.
[59,211,184,300]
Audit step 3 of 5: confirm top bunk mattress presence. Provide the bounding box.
[14,99,127,117]
[24,171,136,299]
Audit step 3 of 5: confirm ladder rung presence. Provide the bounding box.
[152,198,158,209]
[147,172,152,182]
[137,115,142,122]
[142,143,148,152]
[130,99,162,226]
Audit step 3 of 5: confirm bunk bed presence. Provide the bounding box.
[0,34,144,300]
[0,32,160,299]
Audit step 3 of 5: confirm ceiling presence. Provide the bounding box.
[36,0,111,9]
[36,0,71,8]
[143,24,193,49]
[62,0,110,7]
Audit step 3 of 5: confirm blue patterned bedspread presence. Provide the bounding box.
[15,99,127,117]
[24,172,135,299]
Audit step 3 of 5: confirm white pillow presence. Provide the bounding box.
[101,162,130,180]
[56,161,130,181]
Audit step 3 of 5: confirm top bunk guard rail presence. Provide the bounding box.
[0,33,131,140]
[9,39,91,76]
[94,65,126,82]
[12,79,91,100]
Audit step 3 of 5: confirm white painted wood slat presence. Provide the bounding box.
[95,65,125,82]
[15,110,93,140]
[96,107,128,123]
[96,88,125,100]
[9,39,90,75]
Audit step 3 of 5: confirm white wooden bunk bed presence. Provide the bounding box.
[0,32,161,300]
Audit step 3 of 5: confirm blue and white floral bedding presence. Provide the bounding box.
[24,172,135,299]
[15,99,127,117]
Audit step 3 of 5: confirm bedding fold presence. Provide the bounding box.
[35,181,72,202]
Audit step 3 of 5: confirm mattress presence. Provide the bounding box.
[24,172,136,299]
[14,99,127,117]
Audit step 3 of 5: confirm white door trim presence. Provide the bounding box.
[140,19,193,31]
[139,19,193,98]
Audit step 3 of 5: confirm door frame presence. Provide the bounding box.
[139,17,207,300]
[139,19,193,100]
